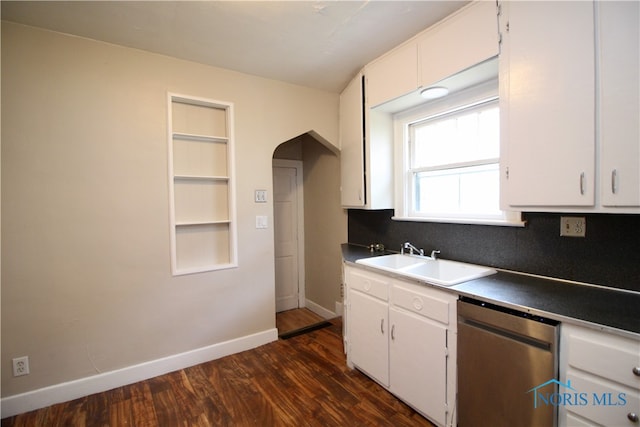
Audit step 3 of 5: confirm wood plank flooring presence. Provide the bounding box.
[275,308,324,335]
[2,318,436,427]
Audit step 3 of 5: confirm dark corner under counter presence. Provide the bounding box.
[452,271,640,336]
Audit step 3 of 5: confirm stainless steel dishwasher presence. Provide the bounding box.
[457,297,559,427]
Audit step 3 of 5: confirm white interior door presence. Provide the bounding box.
[273,160,304,312]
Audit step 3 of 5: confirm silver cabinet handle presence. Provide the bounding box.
[391,324,395,341]
[580,172,586,195]
[380,318,384,334]
[611,169,618,194]
[628,412,639,423]
[633,366,640,376]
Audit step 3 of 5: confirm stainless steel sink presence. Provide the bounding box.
[355,254,496,286]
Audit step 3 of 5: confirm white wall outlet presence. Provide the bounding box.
[255,190,267,203]
[560,216,586,237]
[12,356,30,377]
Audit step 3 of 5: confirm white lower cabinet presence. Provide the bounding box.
[345,265,457,427]
[389,305,448,425]
[349,289,390,386]
[559,323,640,427]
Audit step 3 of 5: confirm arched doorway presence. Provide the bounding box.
[272,132,347,337]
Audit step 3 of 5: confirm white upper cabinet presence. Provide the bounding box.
[364,1,499,110]
[366,41,418,108]
[500,1,596,208]
[598,1,640,208]
[340,1,499,210]
[339,72,366,207]
[418,1,499,89]
[339,72,394,209]
[500,1,640,212]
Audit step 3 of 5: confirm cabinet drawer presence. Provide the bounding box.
[565,327,640,390]
[564,370,640,427]
[347,268,389,301]
[391,283,450,325]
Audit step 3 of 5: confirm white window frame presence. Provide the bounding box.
[393,79,523,226]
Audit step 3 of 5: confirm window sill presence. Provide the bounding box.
[391,215,526,227]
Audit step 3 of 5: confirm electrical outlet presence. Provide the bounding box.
[560,216,586,237]
[12,356,30,377]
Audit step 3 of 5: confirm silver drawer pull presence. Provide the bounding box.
[611,169,618,194]
[633,366,640,376]
[628,412,639,423]
[391,324,395,341]
[580,172,586,195]
[380,318,384,334]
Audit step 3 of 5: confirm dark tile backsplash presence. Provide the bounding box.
[348,210,640,292]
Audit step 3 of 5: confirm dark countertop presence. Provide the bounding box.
[342,243,640,337]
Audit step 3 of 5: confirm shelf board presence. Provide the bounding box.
[175,220,231,227]
[173,175,229,181]
[173,132,228,143]
[174,262,238,276]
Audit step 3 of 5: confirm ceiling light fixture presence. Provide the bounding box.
[420,86,449,100]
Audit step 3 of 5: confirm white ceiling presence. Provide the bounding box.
[1,1,468,93]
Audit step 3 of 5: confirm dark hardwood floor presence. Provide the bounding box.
[2,318,436,427]
[275,308,325,334]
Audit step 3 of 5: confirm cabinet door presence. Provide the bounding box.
[366,41,418,108]
[339,73,365,207]
[349,289,389,387]
[419,1,498,89]
[500,1,595,207]
[598,1,640,207]
[560,324,640,427]
[390,307,448,426]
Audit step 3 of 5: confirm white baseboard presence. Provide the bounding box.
[0,328,278,419]
[305,299,336,319]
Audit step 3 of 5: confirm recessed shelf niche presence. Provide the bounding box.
[168,93,237,275]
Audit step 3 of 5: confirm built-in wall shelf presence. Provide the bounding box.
[168,93,237,275]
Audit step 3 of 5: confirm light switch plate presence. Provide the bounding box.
[255,190,267,203]
[560,216,586,237]
[256,215,268,229]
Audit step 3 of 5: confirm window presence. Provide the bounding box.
[394,80,522,225]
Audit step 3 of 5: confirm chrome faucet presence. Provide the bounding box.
[430,250,441,260]
[402,241,424,256]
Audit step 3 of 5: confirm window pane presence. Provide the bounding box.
[459,165,501,215]
[412,104,499,168]
[414,164,500,216]
[415,173,459,213]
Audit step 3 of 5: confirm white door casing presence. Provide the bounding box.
[273,160,305,312]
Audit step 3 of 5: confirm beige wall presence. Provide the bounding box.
[1,22,339,397]
[300,137,346,312]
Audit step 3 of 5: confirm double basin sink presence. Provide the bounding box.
[355,253,497,287]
